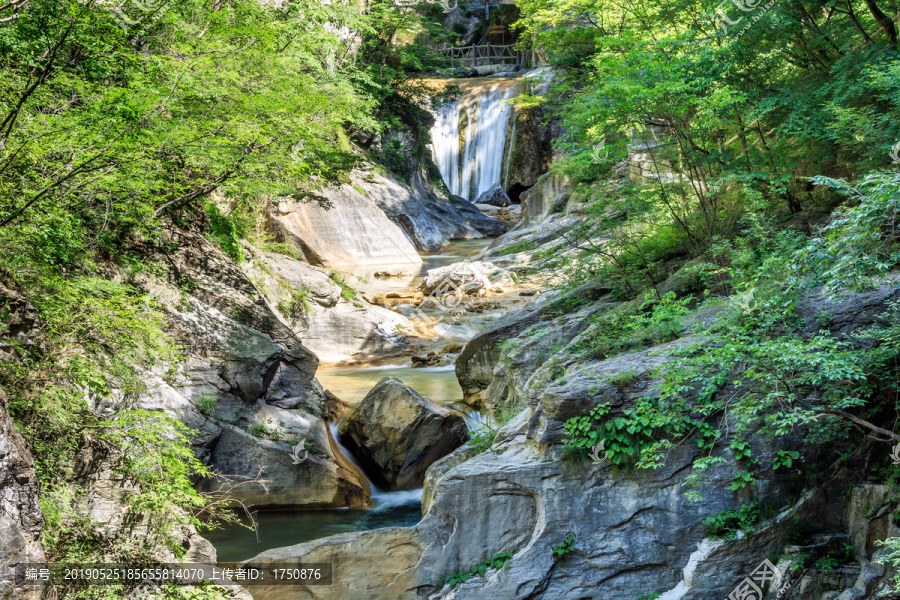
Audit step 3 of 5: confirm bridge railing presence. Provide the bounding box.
[439,44,521,68]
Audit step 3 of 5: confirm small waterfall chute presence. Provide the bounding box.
[328,422,423,509]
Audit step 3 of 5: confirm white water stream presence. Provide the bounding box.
[432,84,516,200]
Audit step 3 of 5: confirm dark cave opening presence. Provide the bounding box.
[506,183,532,203]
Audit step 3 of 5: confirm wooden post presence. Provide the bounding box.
[485,11,491,69]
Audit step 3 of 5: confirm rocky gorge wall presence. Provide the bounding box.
[0,398,51,600]
[270,166,508,262]
[0,122,527,597]
[0,288,52,600]
[128,229,374,510]
[240,244,411,364]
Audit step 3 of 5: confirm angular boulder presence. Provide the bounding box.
[339,377,468,491]
[446,194,508,237]
[474,183,512,207]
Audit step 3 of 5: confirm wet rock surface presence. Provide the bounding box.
[349,169,507,252]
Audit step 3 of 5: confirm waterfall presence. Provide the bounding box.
[432,100,461,198]
[431,85,515,201]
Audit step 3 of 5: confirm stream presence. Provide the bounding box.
[205,238,503,562]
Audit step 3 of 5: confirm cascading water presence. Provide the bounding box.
[328,423,424,507]
[431,84,516,201]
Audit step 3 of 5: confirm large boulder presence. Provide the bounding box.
[244,527,423,600]
[198,404,369,509]
[499,67,561,195]
[474,183,512,207]
[444,194,507,237]
[138,368,368,509]
[339,377,468,491]
[242,247,409,363]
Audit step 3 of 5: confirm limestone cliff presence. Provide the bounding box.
[242,173,900,600]
[0,285,52,600]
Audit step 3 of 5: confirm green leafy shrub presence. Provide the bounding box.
[731,471,754,491]
[248,420,282,442]
[814,544,855,573]
[329,272,363,307]
[795,173,900,294]
[773,450,800,470]
[442,552,513,587]
[606,369,639,387]
[279,287,313,318]
[195,393,218,416]
[498,240,536,256]
[570,292,692,361]
[380,139,408,180]
[702,503,761,539]
[784,520,813,545]
[204,203,244,263]
[552,534,576,561]
[468,424,497,454]
[563,400,713,470]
